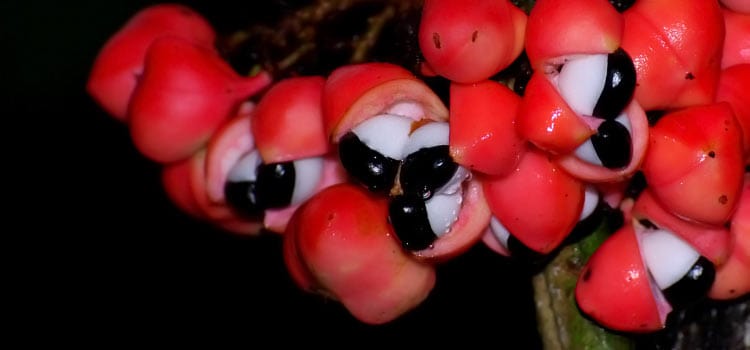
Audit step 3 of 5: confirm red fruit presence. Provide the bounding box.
[483,147,584,254]
[418,0,526,83]
[721,9,750,68]
[283,184,436,324]
[252,76,330,163]
[203,105,346,234]
[575,223,669,332]
[715,64,750,160]
[632,190,731,266]
[323,62,448,142]
[128,36,271,163]
[642,103,744,226]
[556,101,649,183]
[162,149,262,235]
[411,177,492,262]
[710,175,750,299]
[621,0,724,110]
[87,4,216,121]
[721,0,750,14]
[516,72,595,155]
[449,80,524,176]
[525,0,623,70]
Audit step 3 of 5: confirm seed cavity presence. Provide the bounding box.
[471,30,478,42]
[433,32,441,49]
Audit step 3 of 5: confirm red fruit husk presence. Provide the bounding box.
[449,80,524,176]
[252,76,330,163]
[418,0,526,83]
[525,0,623,70]
[721,8,750,68]
[322,62,448,142]
[283,184,436,325]
[482,147,585,254]
[621,0,724,110]
[87,4,216,121]
[128,36,271,163]
[642,103,744,226]
[575,223,669,333]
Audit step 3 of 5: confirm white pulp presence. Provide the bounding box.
[351,114,413,160]
[640,228,701,290]
[490,216,511,249]
[227,150,262,182]
[401,122,450,158]
[290,157,324,205]
[557,54,608,117]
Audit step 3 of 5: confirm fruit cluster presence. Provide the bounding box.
[88,0,749,332]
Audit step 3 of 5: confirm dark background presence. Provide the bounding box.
[10,1,541,346]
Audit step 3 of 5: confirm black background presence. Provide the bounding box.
[10,1,541,346]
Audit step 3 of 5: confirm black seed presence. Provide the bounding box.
[646,110,666,126]
[662,256,716,309]
[591,119,632,169]
[339,132,400,194]
[685,72,695,80]
[389,194,436,251]
[433,32,441,49]
[400,145,458,199]
[708,150,716,158]
[255,161,295,209]
[638,218,658,229]
[608,0,635,12]
[593,48,637,120]
[625,171,648,200]
[224,181,264,218]
[567,200,623,244]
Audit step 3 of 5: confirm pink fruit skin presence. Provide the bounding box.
[721,9,750,68]
[284,184,436,324]
[87,4,216,121]
[128,36,270,163]
[418,0,526,83]
[721,0,750,14]
[715,64,750,161]
[575,223,669,332]
[621,0,724,110]
[162,149,262,236]
[632,190,731,266]
[710,175,750,300]
[482,148,584,254]
[525,0,623,70]
[449,80,524,176]
[556,101,650,183]
[252,76,330,163]
[642,103,744,226]
[322,62,448,142]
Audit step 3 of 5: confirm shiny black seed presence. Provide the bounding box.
[389,194,436,251]
[624,171,648,200]
[567,201,624,244]
[339,131,401,194]
[638,218,658,229]
[255,161,295,209]
[591,120,632,169]
[224,181,263,218]
[400,145,458,199]
[662,256,716,309]
[507,235,549,266]
[592,48,637,120]
[608,0,635,12]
